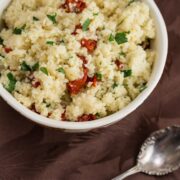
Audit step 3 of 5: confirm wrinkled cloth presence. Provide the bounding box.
[0,0,180,179]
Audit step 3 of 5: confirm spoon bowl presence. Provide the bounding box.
[113,126,180,180]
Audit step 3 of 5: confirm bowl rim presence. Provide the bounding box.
[0,0,168,131]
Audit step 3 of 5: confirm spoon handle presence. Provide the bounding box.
[112,165,141,180]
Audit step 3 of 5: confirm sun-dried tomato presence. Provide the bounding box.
[77,54,88,64]
[4,47,12,53]
[81,39,97,53]
[61,0,86,13]
[67,67,88,94]
[72,24,82,35]
[30,103,39,114]
[87,76,97,87]
[115,60,124,70]
[61,110,67,121]
[78,114,96,122]
[32,81,41,88]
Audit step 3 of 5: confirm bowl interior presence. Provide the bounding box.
[0,0,168,132]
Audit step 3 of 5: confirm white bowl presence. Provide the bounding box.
[0,0,168,132]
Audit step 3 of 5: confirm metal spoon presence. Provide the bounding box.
[112,125,180,180]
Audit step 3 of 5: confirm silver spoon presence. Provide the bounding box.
[112,125,180,180]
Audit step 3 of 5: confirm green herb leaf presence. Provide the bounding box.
[127,0,136,6]
[46,41,55,45]
[0,54,5,58]
[13,24,26,35]
[112,83,118,89]
[32,62,39,71]
[6,72,17,93]
[82,18,91,31]
[21,61,32,71]
[0,37,4,45]
[33,16,39,21]
[115,32,128,45]
[47,13,57,24]
[119,52,126,57]
[95,72,102,81]
[57,67,65,74]
[139,83,147,92]
[13,28,22,35]
[109,34,115,42]
[122,69,132,77]
[40,67,48,75]
[93,13,99,16]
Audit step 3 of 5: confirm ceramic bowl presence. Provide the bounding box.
[0,0,168,132]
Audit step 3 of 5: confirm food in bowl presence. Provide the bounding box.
[0,0,156,122]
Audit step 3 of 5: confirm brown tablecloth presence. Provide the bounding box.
[0,0,180,179]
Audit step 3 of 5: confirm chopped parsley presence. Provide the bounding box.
[0,54,5,58]
[33,16,39,21]
[13,24,26,35]
[40,67,48,75]
[82,18,91,31]
[47,13,57,24]
[46,41,55,45]
[127,0,136,6]
[139,83,147,92]
[112,83,118,89]
[0,37,4,45]
[122,69,132,77]
[57,67,65,74]
[32,62,39,71]
[95,72,102,81]
[6,73,17,93]
[21,62,39,72]
[115,32,128,45]
[109,34,115,42]
[93,13,99,16]
[119,51,126,57]
[21,61,32,71]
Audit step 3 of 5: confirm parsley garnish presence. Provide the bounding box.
[21,61,32,71]
[122,69,132,77]
[47,13,57,24]
[95,72,102,81]
[0,37,4,45]
[112,83,118,89]
[115,32,128,45]
[109,34,115,42]
[6,73,17,93]
[82,18,91,31]
[139,83,147,92]
[21,62,39,72]
[119,52,126,57]
[33,16,39,21]
[46,41,55,45]
[127,0,136,6]
[13,24,26,35]
[57,67,65,74]
[40,67,48,75]
[0,54,5,58]
[32,62,39,71]
[93,13,99,16]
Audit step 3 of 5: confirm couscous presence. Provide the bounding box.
[0,0,156,121]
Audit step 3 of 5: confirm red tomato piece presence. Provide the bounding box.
[72,24,82,35]
[32,81,41,88]
[115,59,124,70]
[81,39,97,53]
[77,54,88,64]
[67,67,88,94]
[78,114,96,122]
[87,76,97,87]
[61,0,86,13]
[4,47,12,53]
